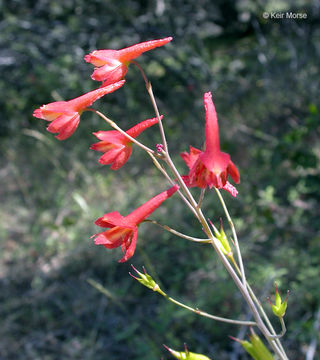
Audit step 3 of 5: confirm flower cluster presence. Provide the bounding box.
[33,37,240,262]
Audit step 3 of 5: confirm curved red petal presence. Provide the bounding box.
[110,146,132,170]
[84,49,120,66]
[118,229,138,263]
[180,146,202,169]
[227,159,240,184]
[98,146,125,165]
[222,181,238,197]
[47,114,80,140]
[91,63,128,84]
[92,130,123,142]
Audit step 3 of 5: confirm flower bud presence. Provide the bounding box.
[268,283,289,318]
[163,344,212,360]
[209,219,232,257]
[230,333,274,360]
[249,330,274,360]
[129,265,165,296]
[241,340,260,360]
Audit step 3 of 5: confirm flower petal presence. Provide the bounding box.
[95,211,127,228]
[118,229,138,263]
[47,113,80,140]
[227,159,240,184]
[84,50,120,66]
[222,181,238,197]
[98,146,125,165]
[110,146,132,170]
[180,146,202,169]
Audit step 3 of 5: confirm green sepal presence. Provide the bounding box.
[249,333,274,360]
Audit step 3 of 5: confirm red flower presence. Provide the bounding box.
[93,185,179,262]
[180,92,239,194]
[84,37,172,86]
[90,116,161,170]
[33,81,125,140]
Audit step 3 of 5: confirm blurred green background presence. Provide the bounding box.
[1,0,319,359]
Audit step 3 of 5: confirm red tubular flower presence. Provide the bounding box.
[180,92,240,194]
[93,185,179,262]
[33,80,125,140]
[84,37,172,86]
[90,116,161,170]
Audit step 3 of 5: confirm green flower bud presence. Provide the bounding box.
[268,283,289,318]
[129,265,165,296]
[241,340,260,360]
[249,331,274,360]
[163,344,212,360]
[209,218,233,257]
[230,334,274,360]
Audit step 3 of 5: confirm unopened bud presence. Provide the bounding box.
[249,330,274,360]
[209,218,232,257]
[163,344,212,360]
[229,334,274,360]
[129,265,165,296]
[156,143,164,152]
[268,283,289,318]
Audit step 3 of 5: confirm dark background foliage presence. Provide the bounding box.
[1,0,319,359]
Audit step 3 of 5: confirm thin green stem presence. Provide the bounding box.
[144,219,211,243]
[197,188,206,208]
[161,292,257,326]
[214,188,246,288]
[232,261,288,359]
[147,152,197,217]
[132,61,168,153]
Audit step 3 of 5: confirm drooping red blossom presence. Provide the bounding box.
[84,37,172,86]
[180,92,239,194]
[33,81,125,140]
[93,185,179,262]
[90,116,161,170]
[180,146,238,197]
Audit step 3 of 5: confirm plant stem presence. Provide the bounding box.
[143,219,211,243]
[136,65,288,360]
[132,61,169,153]
[161,291,257,326]
[214,188,246,288]
[147,152,198,217]
[232,261,288,358]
